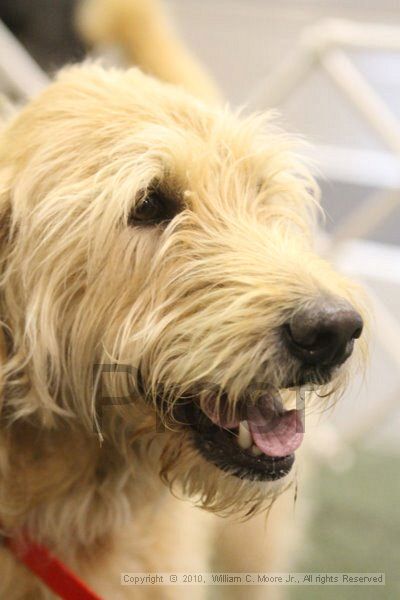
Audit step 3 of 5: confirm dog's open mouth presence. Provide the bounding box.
[179,389,304,482]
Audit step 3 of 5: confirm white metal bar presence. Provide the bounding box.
[247,46,317,110]
[329,189,400,247]
[321,48,400,155]
[332,239,400,283]
[307,145,400,189]
[0,20,49,99]
[313,19,400,52]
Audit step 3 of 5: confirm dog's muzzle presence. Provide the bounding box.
[174,297,363,483]
[156,297,363,483]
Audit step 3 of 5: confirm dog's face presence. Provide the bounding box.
[0,66,366,514]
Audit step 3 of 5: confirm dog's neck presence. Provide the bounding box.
[0,417,166,545]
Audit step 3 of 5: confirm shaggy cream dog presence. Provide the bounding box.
[0,0,366,598]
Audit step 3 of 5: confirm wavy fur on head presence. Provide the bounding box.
[0,62,366,598]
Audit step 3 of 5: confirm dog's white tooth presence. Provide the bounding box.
[251,445,262,456]
[238,420,252,449]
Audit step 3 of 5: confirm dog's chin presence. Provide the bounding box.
[283,366,339,389]
[194,427,295,483]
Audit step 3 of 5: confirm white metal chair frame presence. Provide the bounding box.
[0,20,49,101]
[249,18,400,461]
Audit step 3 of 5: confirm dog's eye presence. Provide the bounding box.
[128,190,180,227]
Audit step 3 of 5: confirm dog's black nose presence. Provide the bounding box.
[284,298,363,367]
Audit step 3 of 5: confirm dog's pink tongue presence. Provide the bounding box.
[247,404,304,457]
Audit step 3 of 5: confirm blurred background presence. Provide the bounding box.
[0,1,399,598]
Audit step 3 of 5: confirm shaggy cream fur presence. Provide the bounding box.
[0,0,366,598]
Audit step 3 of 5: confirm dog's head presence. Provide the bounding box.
[0,65,366,514]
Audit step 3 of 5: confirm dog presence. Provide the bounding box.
[0,0,366,598]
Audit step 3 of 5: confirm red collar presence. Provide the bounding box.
[3,528,103,600]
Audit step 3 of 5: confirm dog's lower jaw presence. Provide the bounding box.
[153,433,293,523]
[193,429,295,483]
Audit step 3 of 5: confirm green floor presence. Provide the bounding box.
[289,449,400,600]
